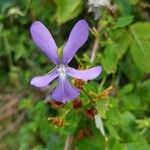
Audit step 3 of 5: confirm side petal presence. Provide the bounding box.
[66,66,102,80]
[52,78,80,103]
[30,21,60,64]
[62,20,89,64]
[30,69,58,88]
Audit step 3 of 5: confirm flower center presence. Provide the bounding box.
[58,65,66,79]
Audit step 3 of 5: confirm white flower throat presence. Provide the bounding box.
[58,65,67,79]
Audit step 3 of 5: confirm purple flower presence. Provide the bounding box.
[30,20,102,103]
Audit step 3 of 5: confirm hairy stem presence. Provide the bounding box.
[90,21,101,63]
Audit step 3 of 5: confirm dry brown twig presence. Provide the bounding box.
[0,91,27,139]
[0,92,26,121]
[0,107,19,121]
[0,111,27,139]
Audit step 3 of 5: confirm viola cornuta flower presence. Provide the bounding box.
[30,20,102,103]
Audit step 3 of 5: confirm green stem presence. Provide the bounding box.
[4,36,13,69]
[104,136,109,150]
[99,76,107,92]
[75,54,83,65]
[62,108,71,118]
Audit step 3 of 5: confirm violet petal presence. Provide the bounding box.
[30,68,58,88]
[62,20,89,64]
[30,21,60,64]
[66,66,102,80]
[52,78,80,103]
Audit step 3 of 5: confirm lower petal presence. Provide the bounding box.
[30,68,58,87]
[51,78,80,103]
[66,66,102,80]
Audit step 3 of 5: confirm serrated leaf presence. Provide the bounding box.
[55,0,83,24]
[102,44,118,74]
[110,29,129,59]
[117,30,130,59]
[130,23,150,73]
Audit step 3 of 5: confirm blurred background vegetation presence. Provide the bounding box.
[0,0,150,149]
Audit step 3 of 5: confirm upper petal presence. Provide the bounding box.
[62,20,89,64]
[30,68,58,88]
[66,66,102,80]
[30,21,60,64]
[52,78,80,103]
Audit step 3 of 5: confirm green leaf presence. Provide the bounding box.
[55,0,83,24]
[109,29,129,59]
[120,56,143,83]
[117,30,130,59]
[127,142,150,150]
[0,0,13,13]
[112,143,126,150]
[102,44,118,74]
[129,0,140,5]
[114,15,134,28]
[19,97,33,109]
[136,118,150,129]
[76,135,105,150]
[123,94,141,111]
[119,83,134,96]
[130,22,150,73]
[137,79,150,102]
[84,81,99,93]
[106,125,121,140]
[119,111,136,132]
[114,0,132,15]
